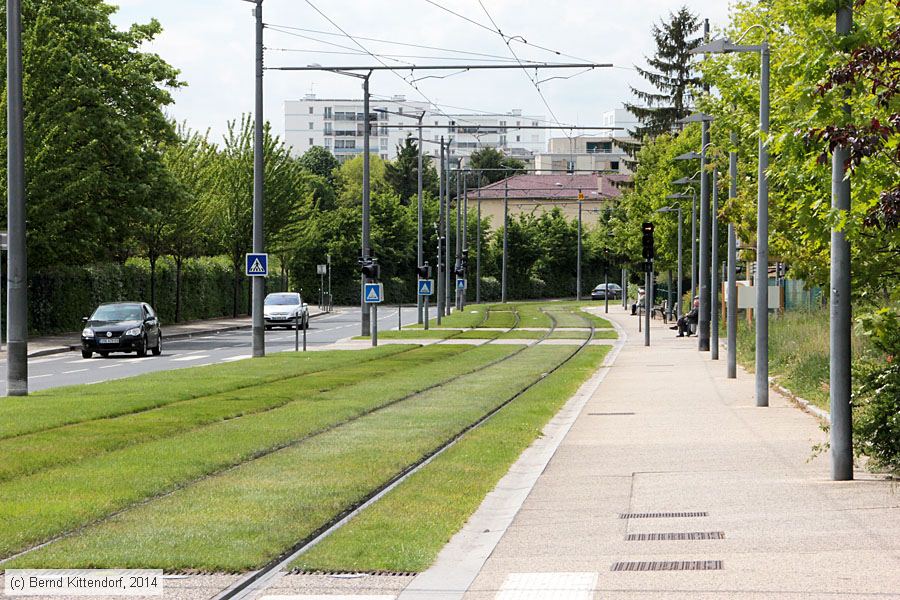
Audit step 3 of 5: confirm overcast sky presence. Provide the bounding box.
[110,0,734,143]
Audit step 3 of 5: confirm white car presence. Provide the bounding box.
[263,292,309,329]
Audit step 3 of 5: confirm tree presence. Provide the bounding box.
[334,154,388,206]
[0,0,183,269]
[624,6,702,142]
[298,145,340,185]
[384,136,439,205]
[468,148,526,185]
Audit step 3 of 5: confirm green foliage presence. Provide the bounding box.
[384,136,439,204]
[297,145,340,184]
[467,148,525,184]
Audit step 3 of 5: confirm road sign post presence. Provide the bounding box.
[418,278,434,331]
[364,282,383,347]
[246,253,269,277]
[317,264,326,309]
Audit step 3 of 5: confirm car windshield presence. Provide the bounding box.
[92,305,142,322]
[265,294,300,306]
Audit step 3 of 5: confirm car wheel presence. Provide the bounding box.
[137,336,148,357]
[81,349,92,359]
[152,334,162,356]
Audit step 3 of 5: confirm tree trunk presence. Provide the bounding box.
[175,255,183,322]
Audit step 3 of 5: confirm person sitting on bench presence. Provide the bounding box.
[631,287,645,315]
[671,296,699,337]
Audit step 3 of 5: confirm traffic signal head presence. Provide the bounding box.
[416,264,431,279]
[361,260,380,281]
[461,249,469,269]
[641,222,655,260]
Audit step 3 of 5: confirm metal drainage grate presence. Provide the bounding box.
[588,412,635,416]
[625,531,725,541]
[611,560,723,572]
[618,512,708,519]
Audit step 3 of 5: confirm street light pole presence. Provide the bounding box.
[476,172,482,304]
[417,113,424,324]
[456,158,462,311]
[711,168,720,360]
[676,206,683,320]
[501,175,509,303]
[445,141,452,315]
[360,72,373,337]
[698,121,711,352]
[6,0,27,395]
[728,133,738,378]
[437,137,444,325]
[830,3,854,481]
[251,0,266,358]
[462,165,468,310]
[756,41,770,406]
[576,195,582,301]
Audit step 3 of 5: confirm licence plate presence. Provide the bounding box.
[99,338,120,344]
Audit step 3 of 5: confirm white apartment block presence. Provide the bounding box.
[284,94,546,164]
[534,135,633,175]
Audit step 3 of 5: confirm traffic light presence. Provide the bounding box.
[641,222,655,260]
[454,260,464,277]
[461,249,469,270]
[416,264,431,279]
[361,259,380,281]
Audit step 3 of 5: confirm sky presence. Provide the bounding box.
[109,0,734,143]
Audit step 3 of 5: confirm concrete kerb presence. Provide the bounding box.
[397,316,627,600]
[16,310,330,359]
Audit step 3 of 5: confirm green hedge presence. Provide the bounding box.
[27,257,283,335]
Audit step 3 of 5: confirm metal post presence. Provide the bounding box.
[576,198,582,301]
[445,142,452,315]
[250,0,266,359]
[711,169,720,360]
[604,255,609,313]
[456,160,462,311]
[830,3,853,481]
[437,138,444,324]
[398,302,402,330]
[667,270,673,321]
[424,294,430,330]
[756,42,770,407]
[676,205,683,320]
[295,313,299,351]
[476,172,482,304]
[327,254,332,312]
[644,266,651,347]
[371,304,378,346]
[303,318,307,351]
[690,190,697,301]
[501,176,509,303]
[417,115,424,324]
[361,73,374,336]
[622,268,628,309]
[698,122,711,352]
[461,168,467,310]
[728,135,738,379]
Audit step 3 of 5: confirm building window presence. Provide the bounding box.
[309,106,314,114]
[309,122,314,130]
[309,138,314,146]
[532,121,538,126]
[611,161,620,171]
[500,135,506,146]
[325,139,331,149]
[324,123,333,135]
[587,141,613,154]
[324,107,332,119]
[516,135,521,142]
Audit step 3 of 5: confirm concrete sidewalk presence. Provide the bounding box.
[0,310,332,359]
[418,305,900,599]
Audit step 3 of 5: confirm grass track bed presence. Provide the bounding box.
[353,329,461,340]
[0,344,525,559]
[413,305,487,329]
[480,310,517,329]
[0,349,406,440]
[293,345,611,573]
[9,346,575,570]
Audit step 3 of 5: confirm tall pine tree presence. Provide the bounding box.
[624,7,702,142]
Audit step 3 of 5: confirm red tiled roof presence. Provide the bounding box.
[469,173,628,200]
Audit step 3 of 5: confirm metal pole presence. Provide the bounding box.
[445,142,452,315]
[7,0,27,395]
[251,0,266,359]
[756,42,770,407]
[667,270,673,321]
[622,268,628,309]
[398,301,402,330]
[728,135,738,379]
[644,267,651,347]
[462,168,467,310]
[327,254,332,312]
[476,172,482,304]
[456,159,462,311]
[604,253,609,313]
[295,313,299,351]
[676,205,683,320]
[501,176,509,303]
[711,168,719,360]
[830,3,853,480]
[303,317,307,351]
[576,198,582,301]
[698,121,711,352]
[424,295,430,330]
[691,190,697,301]
[360,73,372,337]
[437,138,444,324]
[416,115,424,324]
[371,304,378,346]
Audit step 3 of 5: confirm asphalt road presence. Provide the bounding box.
[0,306,420,394]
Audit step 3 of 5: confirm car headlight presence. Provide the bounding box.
[125,327,142,337]
[82,328,94,338]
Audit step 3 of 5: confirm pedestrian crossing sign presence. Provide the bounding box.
[417,279,434,296]
[456,278,467,291]
[245,253,268,277]
[364,282,383,303]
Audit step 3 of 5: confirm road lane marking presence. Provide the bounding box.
[99,364,121,369]
[221,355,252,362]
[31,374,53,379]
[62,369,88,374]
[171,354,210,362]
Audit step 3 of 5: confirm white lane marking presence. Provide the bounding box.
[28,356,69,365]
[62,369,88,374]
[65,359,89,364]
[99,364,121,369]
[221,355,252,363]
[171,354,210,362]
[31,374,53,379]
[496,573,597,600]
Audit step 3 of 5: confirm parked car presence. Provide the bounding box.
[264,292,309,329]
[591,283,622,300]
[81,302,162,359]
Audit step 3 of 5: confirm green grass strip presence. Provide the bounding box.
[0,344,518,559]
[510,303,554,328]
[293,345,611,573]
[453,329,501,340]
[0,346,431,483]
[412,305,487,329]
[480,309,517,329]
[10,346,573,571]
[0,348,407,439]
[545,330,590,340]
[353,329,461,340]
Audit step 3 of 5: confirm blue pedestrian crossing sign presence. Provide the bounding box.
[364,282,383,304]
[245,253,268,277]
[417,279,434,296]
[456,278,467,291]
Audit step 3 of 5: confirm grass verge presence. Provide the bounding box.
[292,345,611,573]
[0,344,525,559]
[9,346,571,571]
[353,330,461,340]
[481,309,517,329]
[413,305,487,329]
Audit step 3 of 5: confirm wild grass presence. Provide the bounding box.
[292,346,611,573]
[10,346,574,571]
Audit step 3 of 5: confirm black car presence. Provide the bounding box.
[591,283,622,300]
[81,302,162,358]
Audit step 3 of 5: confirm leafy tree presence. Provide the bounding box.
[384,136,439,205]
[624,6,702,142]
[297,145,340,185]
[468,148,525,185]
[0,0,183,269]
[334,154,388,206]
